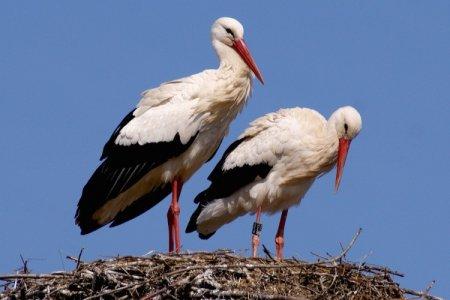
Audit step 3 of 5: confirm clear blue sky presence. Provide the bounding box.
[0,1,448,297]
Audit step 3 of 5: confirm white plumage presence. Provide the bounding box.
[187,106,362,259]
[76,17,263,254]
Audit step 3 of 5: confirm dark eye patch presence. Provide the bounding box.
[225,28,235,37]
[344,123,349,132]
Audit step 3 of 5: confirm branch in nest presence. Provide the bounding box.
[262,244,275,261]
[0,274,69,280]
[402,280,443,300]
[84,282,141,300]
[194,289,309,300]
[327,227,362,264]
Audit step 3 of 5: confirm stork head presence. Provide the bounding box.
[211,17,264,84]
[329,106,362,191]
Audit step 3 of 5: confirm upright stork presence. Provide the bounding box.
[186,106,362,259]
[75,17,264,253]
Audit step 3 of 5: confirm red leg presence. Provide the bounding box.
[167,178,183,253]
[275,209,288,260]
[252,206,262,258]
[167,205,175,253]
[172,179,183,253]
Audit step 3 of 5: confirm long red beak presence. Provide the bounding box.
[232,39,264,84]
[335,138,351,192]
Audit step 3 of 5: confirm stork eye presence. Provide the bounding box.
[344,123,349,132]
[225,28,235,37]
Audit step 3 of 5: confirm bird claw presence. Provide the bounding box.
[252,234,260,258]
[275,236,284,260]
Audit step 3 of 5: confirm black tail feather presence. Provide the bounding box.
[193,189,209,204]
[76,182,171,234]
[185,204,203,233]
[76,209,105,235]
[186,186,212,232]
[199,231,215,239]
[185,203,216,239]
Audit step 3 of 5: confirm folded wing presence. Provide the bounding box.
[76,79,203,234]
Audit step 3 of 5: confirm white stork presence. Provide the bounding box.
[186,106,362,259]
[75,17,264,253]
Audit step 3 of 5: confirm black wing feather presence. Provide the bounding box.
[110,184,171,227]
[101,109,135,160]
[207,138,247,182]
[186,137,272,237]
[76,110,198,234]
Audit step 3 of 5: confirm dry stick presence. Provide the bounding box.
[83,282,142,300]
[164,249,234,257]
[357,251,372,272]
[402,287,443,300]
[0,274,68,280]
[198,289,309,300]
[262,244,275,261]
[164,292,180,300]
[142,286,168,300]
[321,267,339,295]
[424,280,436,294]
[141,277,191,300]
[65,248,84,270]
[76,248,84,270]
[359,264,404,277]
[48,285,70,297]
[65,256,80,264]
[327,227,362,263]
[408,279,442,300]
[19,255,28,274]
[310,252,329,261]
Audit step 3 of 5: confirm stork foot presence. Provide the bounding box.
[167,178,183,254]
[167,203,181,254]
[251,207,263,258]
[172,203,181,253]
[167,207,174,253]
[275,236,284,260]
[252,234,260,258]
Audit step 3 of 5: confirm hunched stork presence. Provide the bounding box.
[186,106,362,259]
[75,17,264,253]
